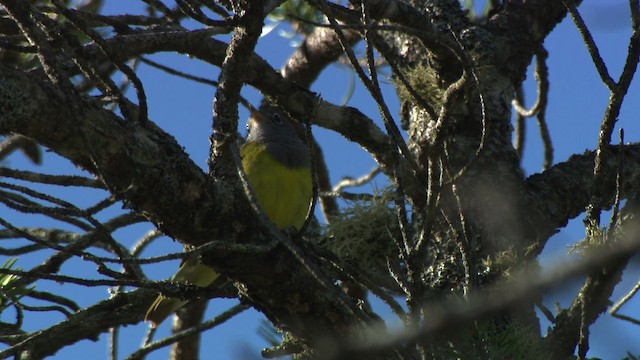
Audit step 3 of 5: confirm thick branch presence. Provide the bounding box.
[0,289,152,358]
[544,197,640,358]
[282,26,360,88]
[487,0,583,84]
[0,63,368,348]
[526,144,640,254]
[25,27,418,201]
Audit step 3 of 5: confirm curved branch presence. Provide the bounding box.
[282,26,360,88]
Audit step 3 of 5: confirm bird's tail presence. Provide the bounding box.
[145,295,187,327]
[144,259,221,327]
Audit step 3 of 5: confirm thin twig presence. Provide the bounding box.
[0,167,103,188]
[332,167,382,192]
[562,0,615,89]
[319,191,378,201]
[577,298,589,359]
[513,86,526,160]
[609,280,640,326]
[124,304,250,360]
[52,0,149,123]
[293,102,321,238]
[26,290,80,312]
[609,129,625,227]
[109,326,118,360]
[512,46,552,168]
[534,47,553,169]
[441,26,488,184]
[631,0,640,31]
[584,19,640,225]
[512,47,549,118]
[312,0,419,177]
[329,230,640,357]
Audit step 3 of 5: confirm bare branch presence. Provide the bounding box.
[326,229,640,359]
[0,289,152,359]
[610,280,640,326]
[332,167,382,193]
[124,304,250,360]
[561,0,615,89]
[526,143,640,254]
[545,197,640,358]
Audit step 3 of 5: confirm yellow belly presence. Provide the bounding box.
[145,141,312,326]
[240,142,312,230]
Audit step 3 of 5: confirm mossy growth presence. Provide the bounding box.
[481,247,520,280]
[393,63,444,111]
[319,188,399,275]
[569,218,619,255]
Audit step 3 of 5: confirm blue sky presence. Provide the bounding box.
[2,1,640,359]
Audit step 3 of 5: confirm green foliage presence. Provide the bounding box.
[0,258,34,314]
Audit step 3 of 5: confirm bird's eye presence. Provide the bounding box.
[271,113,284,125]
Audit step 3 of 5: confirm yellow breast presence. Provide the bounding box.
[240,142,312,230]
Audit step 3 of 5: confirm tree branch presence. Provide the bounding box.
[0,289,152,359]
[526,144,640,254]
[544,197,640,359]
[26,26,416,202]
[281,26,361,221]
[0,57,368,350]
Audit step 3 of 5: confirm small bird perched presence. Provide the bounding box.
[144,106,313,327]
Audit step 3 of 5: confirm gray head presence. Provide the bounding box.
[245,107,311,168]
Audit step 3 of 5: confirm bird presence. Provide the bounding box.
[144,106,313,327]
